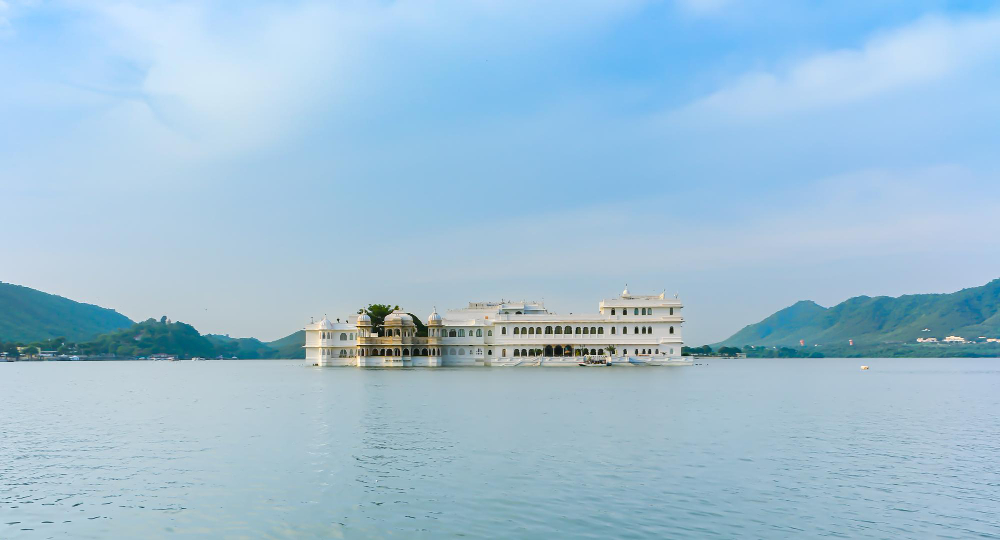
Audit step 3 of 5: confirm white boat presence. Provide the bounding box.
[578,357,609,367]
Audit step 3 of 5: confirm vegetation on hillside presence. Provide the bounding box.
[265,330,306,359]
[2,317,305,359]
[0,282,134,342]
[718,278,1000,348]
[682,345,745,357]
[78,317,220,357]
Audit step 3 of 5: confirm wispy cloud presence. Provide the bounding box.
[676,12,1000,120]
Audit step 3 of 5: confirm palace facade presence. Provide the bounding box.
[305,287,685,367]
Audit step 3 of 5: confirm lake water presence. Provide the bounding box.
[2,359,999,539]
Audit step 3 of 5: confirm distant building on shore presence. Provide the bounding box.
[304,287,685,367]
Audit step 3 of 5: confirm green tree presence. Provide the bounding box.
[360,304,399,335]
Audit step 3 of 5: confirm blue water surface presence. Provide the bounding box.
[2,359,998,538]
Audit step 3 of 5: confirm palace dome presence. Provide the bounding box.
[357,312,372,325]
[384,310,414,326]
[427,309,442,325]
[317,317,335,330]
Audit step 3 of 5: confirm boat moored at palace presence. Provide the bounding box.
[305,287,687,367]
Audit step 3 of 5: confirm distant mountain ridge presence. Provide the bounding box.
[0,281,305,358]
[0,282,134,342]
[718,279,1000,347]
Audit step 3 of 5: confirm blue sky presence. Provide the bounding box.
[3,0,999,343]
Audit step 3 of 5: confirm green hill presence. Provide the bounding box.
[266,330,305,359]
[718,278,1000,347]
[0,282,134,342]
[79,318,219,358]
[205,334,280,359]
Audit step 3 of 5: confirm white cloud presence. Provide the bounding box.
[14,0,645,161]
[676,13,1000,120]
[0,1,11,39]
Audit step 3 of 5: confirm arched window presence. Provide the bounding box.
[611,308,616,315]
[555,326,562,334]
[635,326,639,334]
[488,349,492,355]
[564,326,571,334]
[502,349,506,357]
[634,308,639,315]
[515,311,522,314]
[575,327,581,334]
[488,330,492,336]
[590,348,596,355]
[514,349,520,357]
[528,327,534,335]
[648,309,653,315]
[590,327,596,334]
[403,348,409,356]
[669,326,674,334]
[458,329,466,337]
[449,347,457,355]
[641,308,646,315]
[512,327,517,335]
[598,349,604,355]
[623,327,628,334]
[611,327,616,334]
[449,330,457,337]
[458,348,466,355]
[648,326,652,334]
[476,329,482,337]
[422,348,428,355]
[522,349,528,357]
[536,327,542,335]
[545,326,553,334]
[597,327,604,334]
[583,327,589,335]
[670,308,674,315]
[522,327,527,335]
[340,333,347,340]
[641,327,646,334]
[395,348,400,356]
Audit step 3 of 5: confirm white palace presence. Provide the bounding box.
[305,287,687,367]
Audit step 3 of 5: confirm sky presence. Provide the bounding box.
[2,0,1000,344]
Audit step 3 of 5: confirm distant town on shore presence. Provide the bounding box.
[2,278,999,361]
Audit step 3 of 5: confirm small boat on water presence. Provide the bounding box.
[578,357,610,367]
